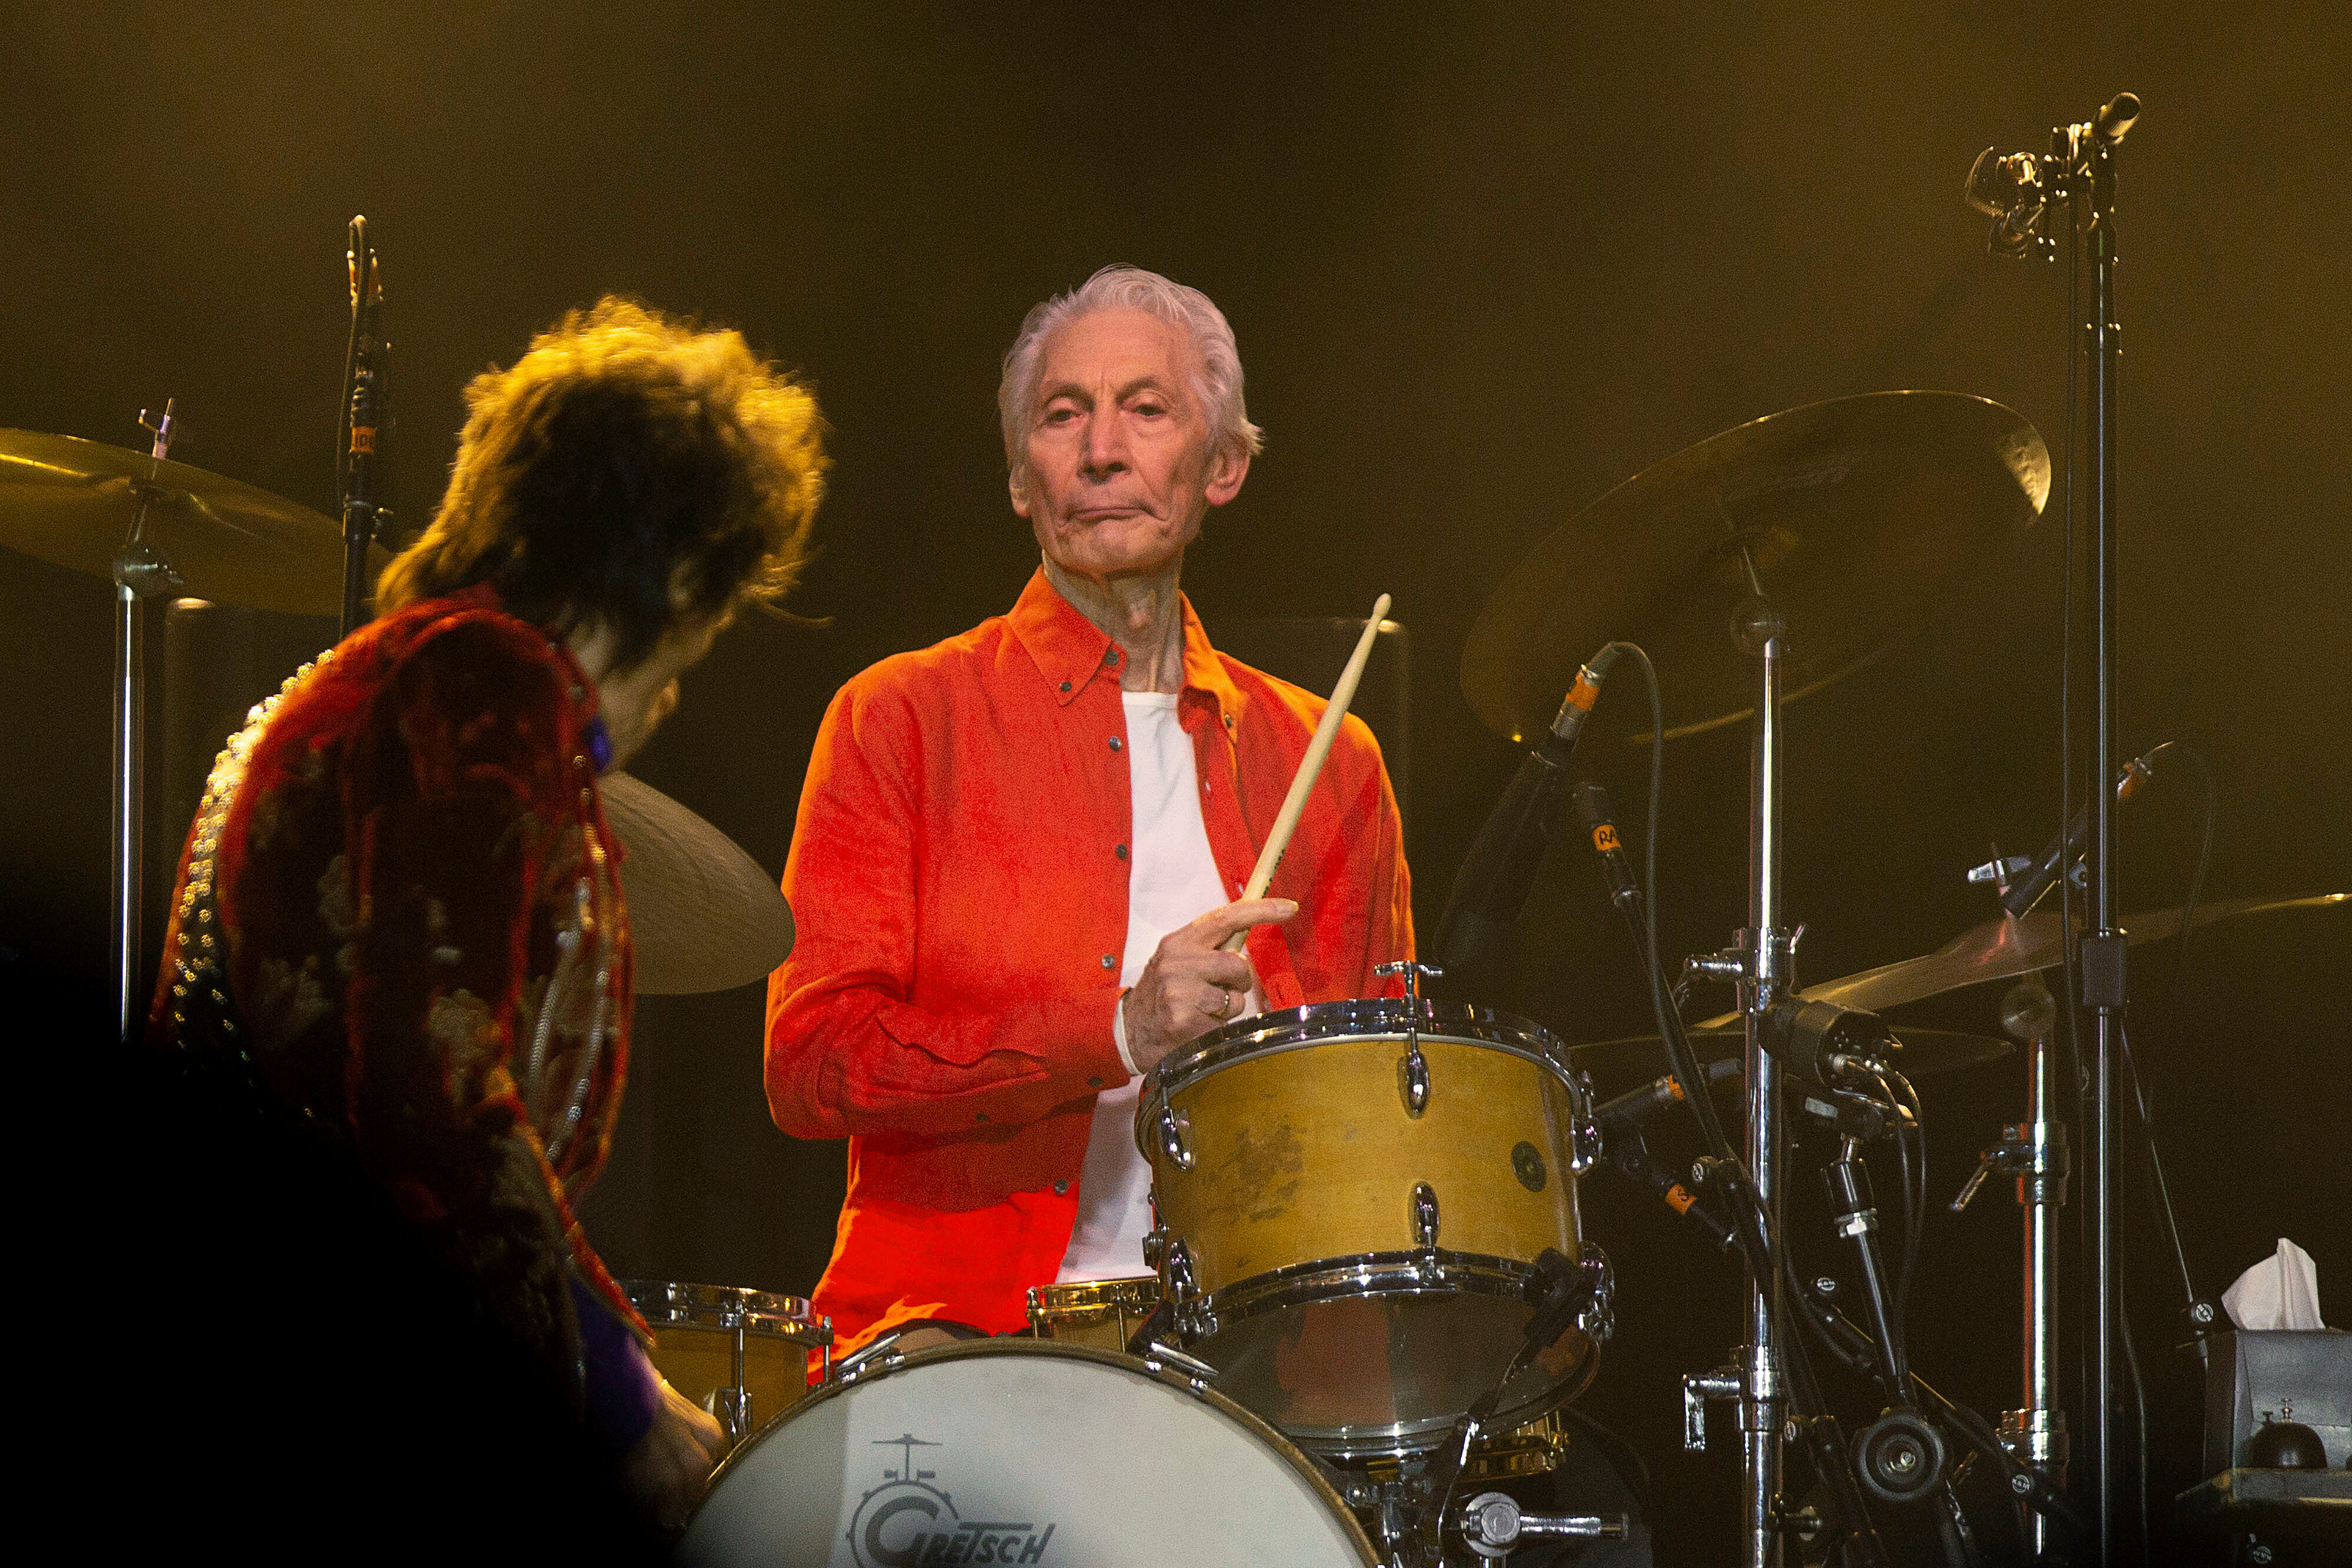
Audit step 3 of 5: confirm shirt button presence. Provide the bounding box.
[1086,1077,1103,1090]
[1108,736,1122,751]
[1060,680,1073,694]
[1101,953,1117,969]
[1223,713,1234,728]
[1115,844,1128,860]
[1104,648,1120,667]
[1054,1179,1071,1195]
[975,1112,989,1123]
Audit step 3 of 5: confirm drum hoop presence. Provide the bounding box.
[620,1279,833,1343]
[1275,1346,1599,1462]
[696,1337,1379,1562]
[1184,1248,1594,1456]
[1141,999,1582,1119]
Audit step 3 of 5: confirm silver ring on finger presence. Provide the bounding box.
[1205,985,1232,1020]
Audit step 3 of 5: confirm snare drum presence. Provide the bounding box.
[622,1281,833,1443]
[1025,1276,1161,1351]
[679,1339,1378,1567]
[1135,999,1610,1462]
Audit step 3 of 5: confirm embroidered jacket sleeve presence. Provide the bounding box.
[218,612,642,1357]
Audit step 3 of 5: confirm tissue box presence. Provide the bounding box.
[2203,1329,2352,1474]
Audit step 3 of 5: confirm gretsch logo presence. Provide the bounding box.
[848,1434,1059,1567]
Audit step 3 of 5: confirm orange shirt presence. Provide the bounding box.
[765,570,1413,1349]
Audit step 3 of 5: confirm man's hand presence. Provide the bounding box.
[621,1376,727,1531]
[1121,898,1297,1074]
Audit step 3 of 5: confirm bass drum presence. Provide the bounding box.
[679,1339,1377,1567]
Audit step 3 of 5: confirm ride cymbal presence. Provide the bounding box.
[0,428,385,615]
[601,771,794,996]
[1463,392,2049,743]
[1792,892,2349,1016]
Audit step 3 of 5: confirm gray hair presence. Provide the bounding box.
[997,264,1265,481]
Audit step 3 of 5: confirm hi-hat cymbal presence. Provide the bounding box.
[1788,892,2349,1017]
[0,428,386,616]
[600,772,794,996]
[1463,392,2050,743]
[1575,1024,2011,1083]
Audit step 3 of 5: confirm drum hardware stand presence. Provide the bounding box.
[1963,92,2140,1567]
[338,216,389,638]
[1456,1491,1627,1559]
[1950,975,2071,1562]
[112,399,188,1040]
[1676,587,1798,1568]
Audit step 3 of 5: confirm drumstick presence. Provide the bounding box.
[1220,593,1392,954]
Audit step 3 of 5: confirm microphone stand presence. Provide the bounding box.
[338,215,386,637]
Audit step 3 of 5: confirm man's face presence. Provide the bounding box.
[1011,307,1248,581]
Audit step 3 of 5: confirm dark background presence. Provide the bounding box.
[5,4,2346,1562]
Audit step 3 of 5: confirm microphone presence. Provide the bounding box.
[1433,647,1622,984]
[2094,92,2141,145]
[1602,1122,1736,1250]
[1594,1059,1741,1129]
[1997,748,2156,918]
[1759,998,1897,1092]
[338,215,390,636]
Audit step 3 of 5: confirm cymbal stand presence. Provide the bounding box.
[111,399,187,1039]
[1952,976,2069,1562]
[1684,589,1796,1568]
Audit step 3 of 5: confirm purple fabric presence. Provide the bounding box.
[571,1276,660,1453]
[585,714,613,775]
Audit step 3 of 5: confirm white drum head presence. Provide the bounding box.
[680,1340,1376,1567]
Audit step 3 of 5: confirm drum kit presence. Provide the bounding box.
[14,375,2342,1564]
[8,102,2341,1561]
[636,376,2336,1566]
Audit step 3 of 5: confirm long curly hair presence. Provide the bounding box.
[378,297,826,668]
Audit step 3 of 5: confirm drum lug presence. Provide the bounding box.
[1410,1181,1441,1249]
[1569,1066,1602,1173]
[1163,1238,1218,1341]
[1397,1039,1431,1116]
[1157,1105,1195,1171]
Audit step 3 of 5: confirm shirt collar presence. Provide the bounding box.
[1006,566,1245,730]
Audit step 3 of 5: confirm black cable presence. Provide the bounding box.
[2120,1272,2152,1564]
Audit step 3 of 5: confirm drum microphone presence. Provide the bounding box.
[1997,747,2156,918]
[1432,647,1622,984]
[1603,1122,1737,1250]
[1593,1059,1739,1130]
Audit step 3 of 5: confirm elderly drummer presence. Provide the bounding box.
[766,265,1413,1356]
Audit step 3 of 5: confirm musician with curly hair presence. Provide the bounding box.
[146,297,824,1547]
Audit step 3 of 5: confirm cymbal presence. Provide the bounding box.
[1462,392,2050,743]
[1574,1024,2011,1082]
[1789,892,2349,1017]
[600,772,794,996]
[0,428,387,616]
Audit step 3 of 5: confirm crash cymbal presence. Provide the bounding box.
[1463,392,2049,743]
[1575,1024,2011,1082]
[1790,892,2349,1016]
[600,771,794,996]
[0,428,387,616]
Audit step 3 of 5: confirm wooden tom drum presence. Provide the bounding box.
[623,1281,833,1444]
[1135,999,1610,1462]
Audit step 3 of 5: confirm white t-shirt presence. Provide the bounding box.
[1057,692,1259,1282]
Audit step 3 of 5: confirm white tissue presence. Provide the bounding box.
[2221,1238,2328,1332]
